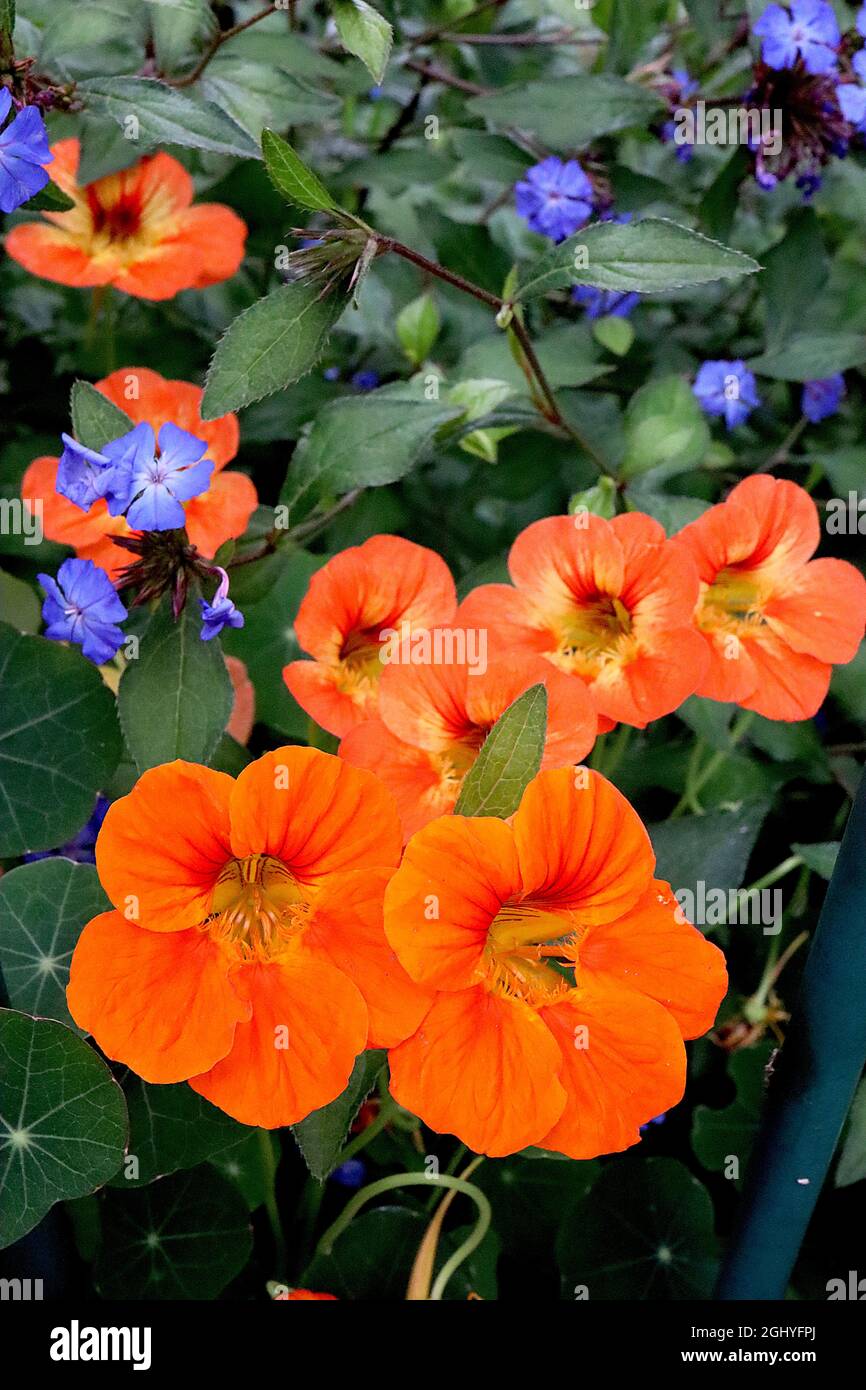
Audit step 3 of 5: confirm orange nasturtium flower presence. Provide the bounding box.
[5,139,246,299]
[340,634,598,840]
[283,535,458,738]
[672,474,866,720]
[459,513,708,729]
[67,747,429,1128]
[384,767,727,1158]
[273,1289,337,1301]
[22,367,257,580]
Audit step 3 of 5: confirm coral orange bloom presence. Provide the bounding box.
[340,636,597,840]
[459,513,708,728]
[283,536,457,738]
[22,367,257,579]
[384,768,727,1158]
[672,474,866,720]
[5,139,246,299]
[67,747,429,1128]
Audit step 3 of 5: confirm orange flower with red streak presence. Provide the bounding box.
[672,475,866,720]
[459,513,708,728]
[273,1289,337,1301]
[67,747,429,1128]
[283,536,457,737]
[384,767,727,1158]
[340,632,597,840]
[6,140,246,299]
[22,367,257,580]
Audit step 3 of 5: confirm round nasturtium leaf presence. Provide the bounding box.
[110,1075,252,1188]
[556,1157,720,1300]
[95,1165,253,1299]
[0,1009,128,1249]
[0,859,110,1032]
[0,624,122,857]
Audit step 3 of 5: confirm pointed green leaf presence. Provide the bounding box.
[293,1050,385,1180]
[70,379,133,451]
[836,1078,866,1188]
[331,0,393,84]
[0,860,109,1031]
[261,128,339,212]
[117,592,233,772]
[517,218,760,302]
[454,684,547,819]
[202,281,346,420]
[469,74,662,152]
[0,1009,127,1249]
[76,76,260,158]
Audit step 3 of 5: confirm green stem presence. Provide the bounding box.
[316,1173,492,1297]
[671,710,756,817]
[716,768,866,1299]
[332,1098,399,1167]
[258,1130,288,1281]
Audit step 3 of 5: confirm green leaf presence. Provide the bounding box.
[0,570,40,633]
[114,1076,252,1188]
[0,0,14,39]
[330,0,393,84]
[0,860,109,1031]
[477,1155,598,1254]
[517,218,760,302]
[0,1009,127,1249]
[469,75,663,152]
[760,208,828,353]
[145,0,217,76]
[293,1050,385,1181]
[202,281,346,420]
[282,393,461,512]
[556,1157,720,1299]
[620,375,710,482]
[76,76,261,158]
[748,333,866,381]
[836,1077,866,1188]
[0,624,122,857]
[23,179,75,213]
[212,1129,277,1210]
[454,684,547,818]
[649,802,770,917]
[396,293,441,367]
[793,841,840,880]
[692,1044,773,1189]
[117,593,233,773]
[592,314,634,357]
[261,128,339,212]
[95,1165,252,1298]
[70,379,133,451]
[202,58,340,141]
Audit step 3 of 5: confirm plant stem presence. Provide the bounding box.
[258,1129,288,1281]
[671,710,756,817]
[167,4,278,87]
[331,1098,400,1167]
[315,1172,492,1274]
[716,769,866,1298]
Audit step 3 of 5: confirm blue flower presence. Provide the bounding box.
[351,369,380,392]
[199,567,244,641]
[802,374,845,421]
[122,422,215,531]
[838,80,866,133]
[38,558,127,665]
[693,360,761,429]
[854,50,866,81]
[662,118,696,162]
[754,1,840,76]
[640,1113,667,1133]
[0,88,52,214]
[24,796,110,865]
[514,157,594,243]
[56,433,128,513]
[323,365,342,381]
[572,285,640,319]
[329,1159,366,1188]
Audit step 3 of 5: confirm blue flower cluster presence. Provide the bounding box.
[755,0,841,76]
[0,88,52,214]
[57,421,215,530]
[692,362,845,431]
